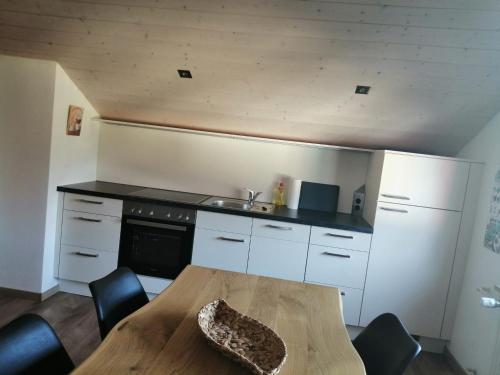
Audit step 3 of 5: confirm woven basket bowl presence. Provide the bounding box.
[197,299,287,375]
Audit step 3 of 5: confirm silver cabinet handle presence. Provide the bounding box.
[322,251,351,259]
[265,224,293,230]
[73,251,99,258]
[76,217,102,223]
[325,233,354,239]
[217,236,245,243]
[381,193,410,200]
[380,207,408,213]
[76,198,104,205]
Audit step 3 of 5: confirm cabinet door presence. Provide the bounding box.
[310,227,371,252]
[305,245,369,289]
[59,245,118,283]
[337,286,364,326]
[247,236,308,282]
[379,153,469,211]
[360,202,461,338]
[196,211,252,235]
[192,228,250,273]
[64,193,123,217]
[61,210,122,252]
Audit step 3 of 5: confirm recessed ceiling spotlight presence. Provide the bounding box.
[178,69,192,78]
[355,85,371,94]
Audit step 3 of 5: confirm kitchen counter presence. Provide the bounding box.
[57,181,373,233]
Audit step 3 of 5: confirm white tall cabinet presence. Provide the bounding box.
[361,151,482,339]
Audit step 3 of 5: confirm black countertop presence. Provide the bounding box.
[57,181,373,233]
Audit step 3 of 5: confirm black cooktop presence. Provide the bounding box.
[128,188,210,204]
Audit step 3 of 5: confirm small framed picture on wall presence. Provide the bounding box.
[66,105,84,136]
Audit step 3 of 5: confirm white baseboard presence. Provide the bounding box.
[41,284,60,301]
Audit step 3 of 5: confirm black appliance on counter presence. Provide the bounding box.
[298,181,340,213]
[118,189,208,279]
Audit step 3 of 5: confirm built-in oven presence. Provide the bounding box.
[118,201,196,279]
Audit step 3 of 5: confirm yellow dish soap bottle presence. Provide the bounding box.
[272,181,286,206]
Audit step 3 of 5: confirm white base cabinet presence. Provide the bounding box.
[193,211,371,327]
[57,193,122,287]
[247,237,308,282]
[305,226,371,326]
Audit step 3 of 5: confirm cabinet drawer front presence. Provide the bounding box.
[192,228,250,273]
[247,236,308,282]
[310,227,371,251]
[196,211,252,235]
[61,210,122,252]
[305,245,369,289]
[379,153,469,211]
[252,219,310,243]
[58,245,118,283]
[64,193,123,217]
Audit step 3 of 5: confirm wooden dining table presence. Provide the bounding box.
[73,265,365,375]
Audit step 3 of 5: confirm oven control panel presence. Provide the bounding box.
[123,201,196,224]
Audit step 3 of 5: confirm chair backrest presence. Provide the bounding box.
[352,313,421,375]
[89,267,149,339]
[0,314,74,375]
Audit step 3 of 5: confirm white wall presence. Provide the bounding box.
[0,55,56,293]
[41,65,99,292]
[449,112,500,375]
[97,124,370,213]
[0,55,100,293]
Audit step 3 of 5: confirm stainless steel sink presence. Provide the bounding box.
[211,199,252,211]
[201,196,274,214]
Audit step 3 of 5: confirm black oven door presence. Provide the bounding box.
[118,217,194,279]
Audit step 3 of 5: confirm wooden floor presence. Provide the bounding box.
[0,291,458,374]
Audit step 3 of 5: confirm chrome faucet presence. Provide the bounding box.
[246,189,262,207]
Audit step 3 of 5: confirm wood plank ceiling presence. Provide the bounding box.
[1,0,500,155]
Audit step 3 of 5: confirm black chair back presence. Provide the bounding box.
[89,267,149,339]
[352,313,421,375]
[0,314,74,375]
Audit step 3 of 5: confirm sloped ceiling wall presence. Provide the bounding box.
[1,0,500,155]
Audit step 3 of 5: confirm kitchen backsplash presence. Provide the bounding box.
[97,123,370,214]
